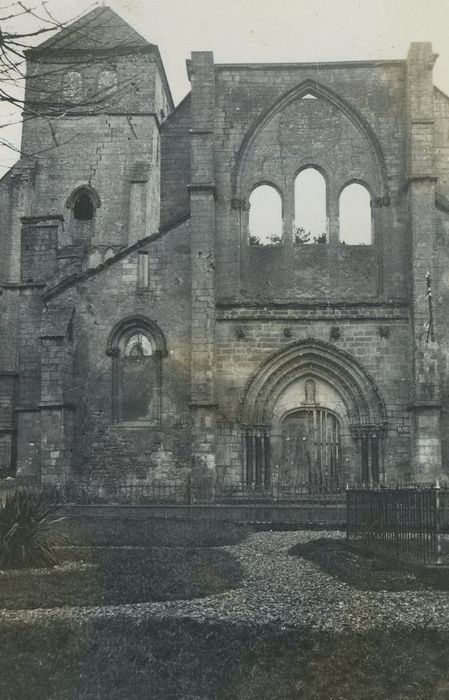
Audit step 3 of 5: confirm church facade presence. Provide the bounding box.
[1,7,449,491]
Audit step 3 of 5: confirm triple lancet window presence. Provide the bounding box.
[248,169,372,246]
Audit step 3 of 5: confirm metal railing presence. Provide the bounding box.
[0,479,192,506]
[347,484,449,565]
[55,479,193,505]
[0,477,359,507]
[215,480,346,502]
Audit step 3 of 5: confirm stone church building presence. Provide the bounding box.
[1,6,449,491]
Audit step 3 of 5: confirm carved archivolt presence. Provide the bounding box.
[239,338,387,428]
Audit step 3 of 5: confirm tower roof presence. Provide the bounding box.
[34,6,153,53]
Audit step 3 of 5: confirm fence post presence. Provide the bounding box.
[435,479,442,566]
[186,474,192,505]
[346,483,350,541]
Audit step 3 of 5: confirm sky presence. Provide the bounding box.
[1,0,449,175]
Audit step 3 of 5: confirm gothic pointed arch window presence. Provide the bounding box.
[107,317,167,424]
[294,167,327,244]
[66,186,101,243]
[339,182,372,244]
[248,184,283,246]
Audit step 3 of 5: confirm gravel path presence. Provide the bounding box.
[1,530,449,631]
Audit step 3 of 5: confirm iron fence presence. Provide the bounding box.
[347,484,449,565]
[0,478,347,526]
[0,479,192,506]
[215,480,346,502]
[57,479,193,505]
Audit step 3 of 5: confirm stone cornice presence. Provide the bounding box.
[216,300,409,322]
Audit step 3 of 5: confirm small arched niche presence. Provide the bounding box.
[294,168,327,244]
[66,186,100,244]
[339,182,372,245]
[74,191,94,221]
[248,184,283,246]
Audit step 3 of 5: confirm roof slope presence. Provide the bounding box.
[37,6,152,52]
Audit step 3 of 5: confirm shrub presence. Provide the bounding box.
[0,489,64,569]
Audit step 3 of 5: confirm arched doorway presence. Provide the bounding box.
[239,340,387,492]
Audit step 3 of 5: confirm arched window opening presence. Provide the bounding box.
[248,185,283,246]
[73,191,94,221]
[67,187,100,244]
[294,168,327,244]
[97,68,117,95]
[339,183,372,245]
[108,319,166,424]
[62,71,82,102]
[124,333,153,357]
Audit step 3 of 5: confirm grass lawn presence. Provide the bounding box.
[54,514,249,548]
[289,537,449,591]
[0,546,243,609]
[0,517,249,609]
[1,618,449,699]
[3,523,449,698]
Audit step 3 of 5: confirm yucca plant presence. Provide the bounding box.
[0,489,64,569]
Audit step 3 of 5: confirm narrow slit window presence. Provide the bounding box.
[248,185,282,246]
[339,183,372,245]
[138,252,149,289]
[294,168,327,244]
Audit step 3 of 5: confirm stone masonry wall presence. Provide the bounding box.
[46,221,192,483]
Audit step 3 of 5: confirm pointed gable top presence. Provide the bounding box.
[34,6,153,53]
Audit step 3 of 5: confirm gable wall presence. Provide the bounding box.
[212,62,407,302]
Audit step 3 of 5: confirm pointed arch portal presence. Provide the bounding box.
[239,340,387,490]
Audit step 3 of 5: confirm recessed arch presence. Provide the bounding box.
[66,185,101,211]
[239,338,387,428]
[106,315,167,357]
[66,186,101,243]
[106,316,167,424]
[232,78,388,199]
